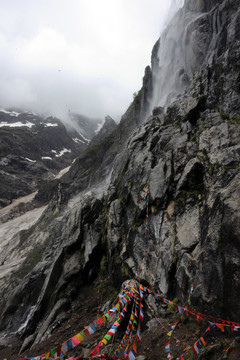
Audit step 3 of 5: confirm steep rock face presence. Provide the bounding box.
[108,0,240,319]
[55,71,153,203]
[0,0,240,350]
[0,188,106,337]
[112,108,240,318]
[150,0,240,113]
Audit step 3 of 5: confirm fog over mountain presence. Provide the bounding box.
[0,0,173,122]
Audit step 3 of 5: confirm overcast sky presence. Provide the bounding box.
[0,0,174,121]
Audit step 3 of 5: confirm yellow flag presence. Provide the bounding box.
[76,332,85,342]
[102,338,108,345]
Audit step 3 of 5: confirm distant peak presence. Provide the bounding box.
[104,115,116,125]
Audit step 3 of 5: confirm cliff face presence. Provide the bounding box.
[0,0,240,351]
[150,0,240,112]
[118,0,240,316]
[110,0,240,320]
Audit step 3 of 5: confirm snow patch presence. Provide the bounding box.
[0,121,35,128]
[43,122,58,127]
[41,156,52,160]
[78,132,90,143]
[0,109,21,116]
[49,148,72,158]
[25,158,36,163]
[73,137,85,144]
[55,148,71,157]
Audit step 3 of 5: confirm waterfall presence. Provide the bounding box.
[150,0,206,111]
[168,0,185,20]
[16,305,36,334]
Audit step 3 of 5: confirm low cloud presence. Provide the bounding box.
[0,0,172,122]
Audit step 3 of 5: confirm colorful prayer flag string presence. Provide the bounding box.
[21,279,240,360]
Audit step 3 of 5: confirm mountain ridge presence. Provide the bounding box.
[0,110,103,206]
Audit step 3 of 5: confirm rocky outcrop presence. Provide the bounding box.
[0,0,240,351]
[90,115,117,147]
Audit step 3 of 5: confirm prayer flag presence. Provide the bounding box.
[57,345,62,356]
[67,339,73,350]
[83,328,90,337]
[50,347,57,356]
[104,334,111,341]
[72,336,80,346]
[62,342,68,354]
[191,346,197,356]
[107,329,115,336]
[76,332,85,342]
[193,344,199,354]
[97,317,103,325]
[88,324,96,335]
[217,324,225,332]
[133,342,138,353]
[129,349,137,360]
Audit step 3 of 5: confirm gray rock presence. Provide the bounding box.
[0,337,10,351]
[19,333,35,354]
[0,334,20,353]
[149,152,172,202]
[152,107,164,116]
[107,199,122,246]
[176,157,203,194]
[146,318,159,330]
[90,116,117,147]
[34,298,70,344]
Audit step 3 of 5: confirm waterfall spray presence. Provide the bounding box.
[149,0,207,114]
[168,0,185,20]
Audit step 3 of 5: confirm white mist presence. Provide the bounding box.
[150,0,205,112]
